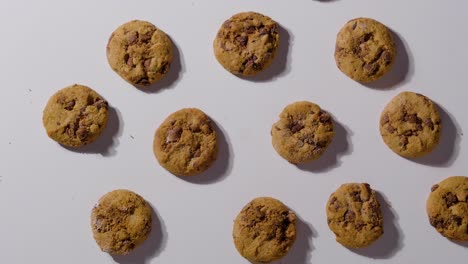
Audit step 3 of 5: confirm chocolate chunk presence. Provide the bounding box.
[404,114,422,124]
[431,184,439,192]
[430,217,444,229]
[386,125,396,133]
[193,149,201,158]
[126,56,134,67]
[140,31,153,42]
[425,118,434,130]
[94,99,108,110]
[236,35,248,47]
[290,122,304,133]
[355,220,365,231]
[363,63,379,75]
[451,215,462,226]
[344,210,356,222]
[352,21,357,30]
[399,136,409,147]
[127,31,139,45]
[382,50,392,65]
[404,130,413,136]
[76,126,88,140]
[144,59,152,70]
[244,55,258,69]
[416,124,423,131]
[351,191,362,202]
[380,113,390,125]
[259,27,269,35]
[166,127,182,143]
[444,192,458,207]
[360,33,372,44]
[64,100,75,110]
[319,112,331,123]
[245,26,256,34]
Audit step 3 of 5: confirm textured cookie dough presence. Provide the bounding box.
[153,108,218,176]
[427,176,468,241]
[213,12,279,76]
[91,189,152,255]
[233,197,296,263]
[335,17,396,83]
[107,20,173,86]
[326,183,383,248]
[380,91,441,158]
[271,101,335,164]
[42,84,109,147]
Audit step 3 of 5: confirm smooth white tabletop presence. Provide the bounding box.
[1,0,467,263]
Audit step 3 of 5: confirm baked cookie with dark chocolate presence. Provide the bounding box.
[380,91,441,158]
[233,197,297,263]
[427,176,468,241]
[42,84,109,147]
[91,189,152,255]
[107,20,173,87]
[271,101,334,164]
[326,183,383,248]
[153,108,218,176]
[213,12,279,76]
[335,17,396,83]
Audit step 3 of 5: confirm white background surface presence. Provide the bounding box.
[1,0,467,263]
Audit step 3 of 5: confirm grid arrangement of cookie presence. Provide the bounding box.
[41,12,467,262]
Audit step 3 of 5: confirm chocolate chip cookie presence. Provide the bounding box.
[153,108,218,176]
[380,91,441,158]
[427,176,468,241]
[213,12,280,76]
[107,20,173,87]
[335,17,396,83]
[271,101,335,164]
[91,189,152,255]
[326,183,383,248]
[233,197,297,263]
[42,84,109,147]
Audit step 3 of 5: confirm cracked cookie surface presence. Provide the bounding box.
[153,108,218,176]
[91,189,152,255]
[427,176,468,241]
[380,91,441,158]
[42,84,109,147]
[213,12,279,76]
[271,101,334,164]
[326,183,383,248]
[233,197,296,263]
[107,20,173,86]
[335,17,396,83]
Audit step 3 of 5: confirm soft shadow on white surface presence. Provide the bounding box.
[350,192,404,259]
[239,24,292,82]
[272,217,315,264]
[112,204,167,264]
[363,30,413,90]
[135,35,184,93]
[64,106,122,156]
[451,240,468,248]
[409,105,461,167]
[297,118,353,173]
[177,119,233,184]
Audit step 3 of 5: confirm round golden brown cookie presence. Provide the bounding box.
[213,12,280,76]
[427,176,468,241]
[91,189,152,255]
[153,108,218,176]
[233,197,296,263]
[335,17,396,83]
[326,183,383,248]
[271,101,335,164]
[107,20,173,87]
[380,91,441,158]
[42,84,109,147]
